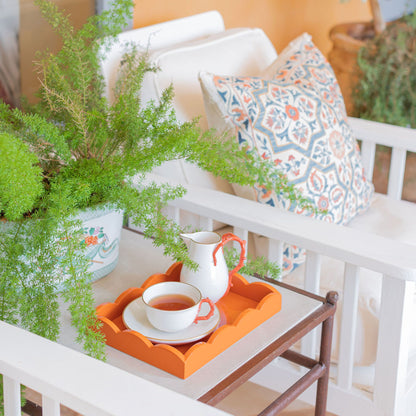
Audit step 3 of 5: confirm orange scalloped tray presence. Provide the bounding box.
[96,262,282,379]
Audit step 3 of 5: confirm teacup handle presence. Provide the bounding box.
[213,232,246,294]
[193,298,215,323]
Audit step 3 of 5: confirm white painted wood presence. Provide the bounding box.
[199,215,214,231]
[163,178,416,281]
[337,264,360,389]
[405,379,416,416]
[147,176,416,416]
[134,112,416,416]
[304,251,321,294]
[387,147,407,200]
[1,221,416,416]
[349,116,416,152]
[42,396,60,416]
[373,276,414,415]
[0,320,228,416]
[266,239,284,267]
[0,243,322,410]
[3,375,20,416]
[232,226,248,251]
[60,233,322,400]
[301,251,321,358]
[360,140,376,182]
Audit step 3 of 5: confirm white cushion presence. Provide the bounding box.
[101,11,226,104]
[143,27,277,128]
[144,28,278,194]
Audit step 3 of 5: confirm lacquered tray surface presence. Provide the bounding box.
[96,262,282,378]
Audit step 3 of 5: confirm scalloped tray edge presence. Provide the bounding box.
[96,262,282,378]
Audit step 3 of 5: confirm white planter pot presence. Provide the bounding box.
[1,206,124,283]
[77,206,124,281]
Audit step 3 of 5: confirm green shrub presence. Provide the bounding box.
[0,132,43,220]
[353,12,416,127]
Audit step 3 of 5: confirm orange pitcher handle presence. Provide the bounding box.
[213,233,246,296]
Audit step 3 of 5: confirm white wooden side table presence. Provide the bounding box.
[25,228,337,416]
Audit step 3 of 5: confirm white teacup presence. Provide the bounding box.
[142,281,215,332]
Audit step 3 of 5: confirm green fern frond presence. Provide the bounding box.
[0,133,43,220]
[224,247,281,280]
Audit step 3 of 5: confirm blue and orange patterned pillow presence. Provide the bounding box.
[199,33,374,274]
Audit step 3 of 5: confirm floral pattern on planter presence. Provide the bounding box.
[80,225,120,272]
[81,226,103,247]
[77,207,124,282]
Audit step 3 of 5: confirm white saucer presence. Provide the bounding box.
[122,297,221,345]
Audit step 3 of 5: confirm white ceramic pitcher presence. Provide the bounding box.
[180,231,246,303]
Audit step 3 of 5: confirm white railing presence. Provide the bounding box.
[164,181,416,416]
[349,116,416,200]
[154,117,416,416]
[0,320,228,416]
[2,117,416,416]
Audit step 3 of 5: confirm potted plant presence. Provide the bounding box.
[351,9,416,201]
[0,0,314,379]
[327,1,416,201]
[352,11,416,127]
[328,0,386,114]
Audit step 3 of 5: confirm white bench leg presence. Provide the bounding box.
[3,376,21,416]
[373,275,414,415]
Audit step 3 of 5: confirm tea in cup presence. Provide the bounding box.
[142,281,215,332]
